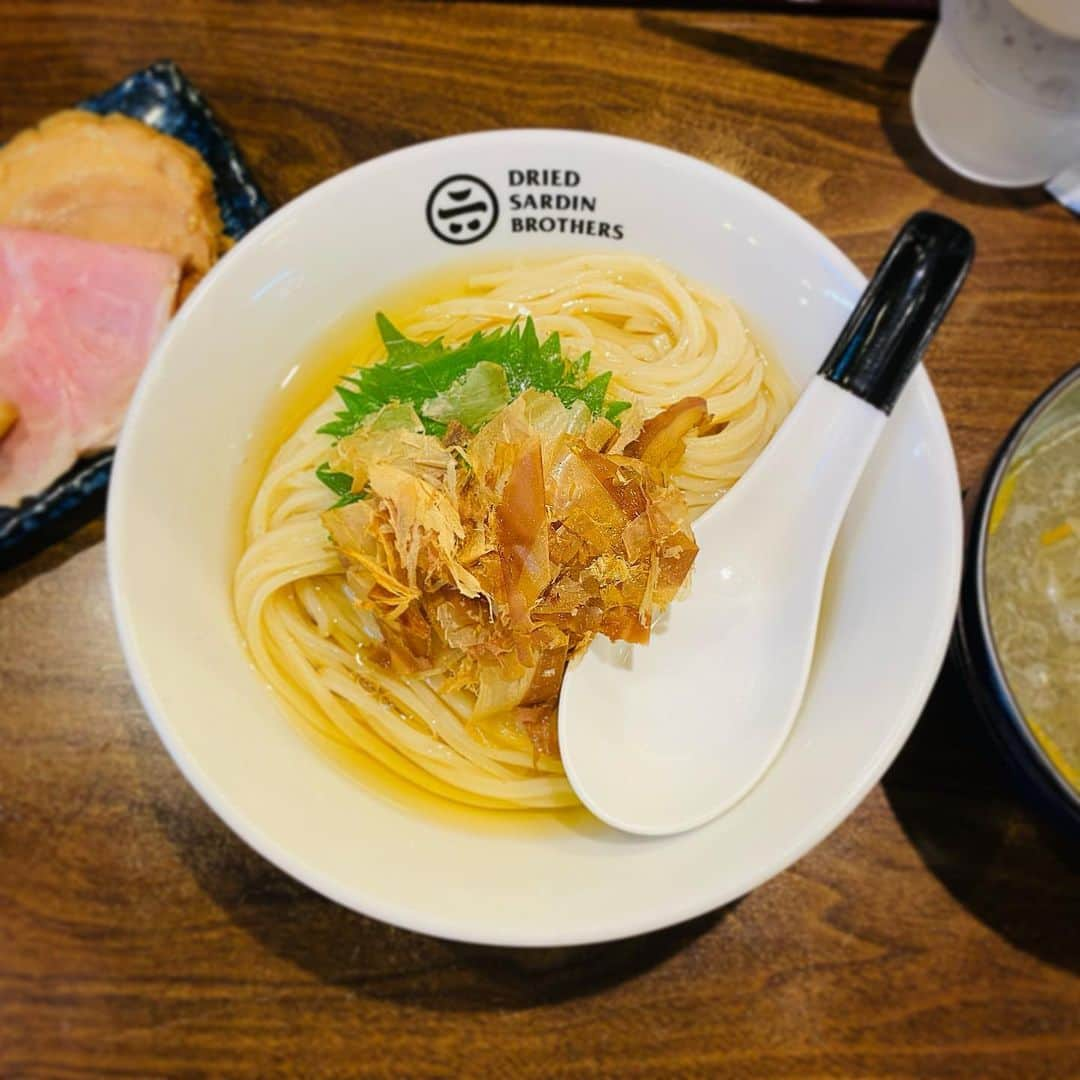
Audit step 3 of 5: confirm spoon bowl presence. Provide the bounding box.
[560,379,885,834]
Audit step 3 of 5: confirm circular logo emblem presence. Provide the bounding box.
[426,174,499,245]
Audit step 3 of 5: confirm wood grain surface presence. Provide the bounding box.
[1,3,1078,1077]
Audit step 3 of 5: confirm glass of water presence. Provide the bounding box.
[912,0,1080,187]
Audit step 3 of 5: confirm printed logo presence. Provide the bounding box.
[426,175,499,245]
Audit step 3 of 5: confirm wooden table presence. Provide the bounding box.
[2,3,1078,1076]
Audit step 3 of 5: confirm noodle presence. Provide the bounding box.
[234,253,794,809]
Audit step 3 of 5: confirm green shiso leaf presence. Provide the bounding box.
[316,313,630,502]
[315,462,366,507]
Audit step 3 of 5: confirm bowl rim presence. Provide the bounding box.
[965,360,1080,821]
[108,128,966,945]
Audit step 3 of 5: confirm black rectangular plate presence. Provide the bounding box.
[0,60,271,569]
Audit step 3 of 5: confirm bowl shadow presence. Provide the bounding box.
[882,654,1080,975]
[638,14,1050,211]
[149,780,730,1010]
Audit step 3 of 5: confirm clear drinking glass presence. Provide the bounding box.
[912,0,1080,187]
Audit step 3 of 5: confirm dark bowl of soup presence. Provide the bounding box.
[957,363,1080,837]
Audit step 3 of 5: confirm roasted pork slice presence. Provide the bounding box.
[0,227,180,507]
[0,109,226,298]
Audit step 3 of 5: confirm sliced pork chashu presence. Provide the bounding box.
[0,109,226,297]
[0,227,180,507]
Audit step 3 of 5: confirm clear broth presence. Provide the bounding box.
[232,257,598,836]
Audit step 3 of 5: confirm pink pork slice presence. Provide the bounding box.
[0,227,180,507]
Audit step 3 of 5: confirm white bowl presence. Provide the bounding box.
[108,131,962,947]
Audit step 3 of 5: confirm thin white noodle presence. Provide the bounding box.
[234,253,793,808]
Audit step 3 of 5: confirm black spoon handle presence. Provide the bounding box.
[819,211,975,414]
